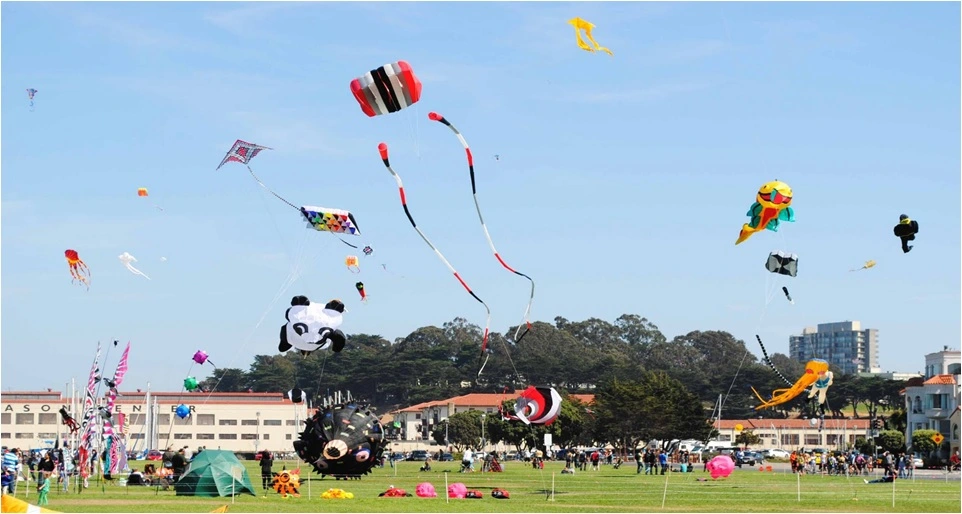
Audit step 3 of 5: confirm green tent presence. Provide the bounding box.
[175,450,256,497]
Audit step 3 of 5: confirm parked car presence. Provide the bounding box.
[406,450,429,461]
[440,452,454,462]
[750,451,765,464]
[762,449,790,459]
[735,452,756,467]
[912,457,924,468]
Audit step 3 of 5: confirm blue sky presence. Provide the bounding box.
[2,1,959,393]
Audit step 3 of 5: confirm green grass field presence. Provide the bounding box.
[14,460,961,513]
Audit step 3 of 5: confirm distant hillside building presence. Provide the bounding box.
[788,321,879,375]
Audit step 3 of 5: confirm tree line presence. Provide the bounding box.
[198,313,910,430]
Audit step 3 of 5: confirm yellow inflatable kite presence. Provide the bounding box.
[735,180,795,245]
[568,17,613,56]
[850,260,876,272]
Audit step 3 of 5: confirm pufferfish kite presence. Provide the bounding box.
[735,180,795,245]
[567,17,613,56]
[64,249,91,289]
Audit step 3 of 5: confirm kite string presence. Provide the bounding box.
[377,142,492,376]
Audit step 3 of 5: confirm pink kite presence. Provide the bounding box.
[415,482,436,498]
[706,455,734,479]
[193,350,215,367]
[447,482,467,499]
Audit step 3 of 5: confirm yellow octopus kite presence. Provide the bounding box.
[568,17,613,56]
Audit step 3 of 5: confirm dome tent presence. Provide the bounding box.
[175,450,256,497]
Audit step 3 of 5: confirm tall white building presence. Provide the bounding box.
[903,346,962,458]
[788,321,879,375]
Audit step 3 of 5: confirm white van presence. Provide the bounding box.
[703,440,733,452]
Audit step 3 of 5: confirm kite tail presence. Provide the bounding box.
[378,142,492,376]
[756,335,793,386]
[428,112,535,343]
[246,165,300,212]
[583,29,613,56]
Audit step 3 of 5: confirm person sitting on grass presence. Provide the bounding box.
[420,457,433,472]
[864,468,897,484]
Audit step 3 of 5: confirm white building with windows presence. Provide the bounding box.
[0,390,308,454]
[789,321,879,375]
[903,346,962,457]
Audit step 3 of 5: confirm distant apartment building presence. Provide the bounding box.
[903,346,962,458]
[788,321,879,375]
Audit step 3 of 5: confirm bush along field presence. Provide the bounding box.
[10,459,961,513]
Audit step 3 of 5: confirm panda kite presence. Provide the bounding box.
[279,296,347,356]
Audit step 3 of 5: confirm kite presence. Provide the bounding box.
[118,252,150,280]
[781,286,794,304]
[288,388,305,404]
[278,296,347,355]
[345,255,361,273]
[850,260,876,272]
[300,206,363,248]
[272,469,301,498]
[501,386,562,425]
[350,61,422,117]
[184,377,199,392]
[175,404,191,419]
[378,142,491,374]
[64,249,91,290]
[765,251,798,277]
[752,335,833,414]
[567,17,613,56]
[355,282,367,302]
[362,246,373,256]
[59,407,80,434]
[706,455,734,479]
[26,88,37,110]
[430,112,536,344]
[216,139,272,171]
[894,214,919,253]
[735,180,795,245]
[494,154,500,161]
[137,188,164,211]
[293,402,387,477]
[193,350,216,367]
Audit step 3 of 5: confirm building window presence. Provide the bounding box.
[196,414,215,426]
[197,434,215,440]
[826,435,839,446]
[174,416,192,426]
[0,414,9,424]
[15,414,35,424]
[241,420,258,426]
[16,433,34,439]
[241,434,258,440]
[285,434,292,440]
[36,433,56,439]
[782,434,800,446]
[218,434,237,440]
[914,396,922,413]
[953,424,959,440]
[174,434,192,440]
[219,419,237,426]
[38,414,57,425]
[128,414,146,425]
[805,435,821,446]
[159,434,169,440]
[158,415,171,426]
[263,434,269,440]
[130,434,145,440]
[0,433,8,439]
[286,420,297,426]
[263,420,281,426]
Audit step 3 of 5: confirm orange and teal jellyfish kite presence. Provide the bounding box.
[735,180,795,245]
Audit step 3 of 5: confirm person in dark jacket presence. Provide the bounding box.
[258,450,274,490]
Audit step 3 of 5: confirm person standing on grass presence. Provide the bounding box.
[259,450,274,490]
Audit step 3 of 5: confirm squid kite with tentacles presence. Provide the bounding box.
[64,249,91,289]
[752,335,833,413]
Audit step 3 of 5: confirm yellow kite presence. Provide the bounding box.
[568,17,613,56]
[850,260,876,272]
